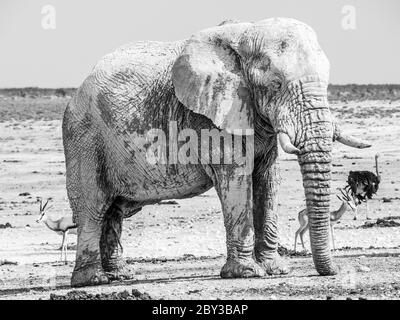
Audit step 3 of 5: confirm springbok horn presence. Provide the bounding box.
[42,199,49,211]
[333,123,371,149]
[278,132,300,155]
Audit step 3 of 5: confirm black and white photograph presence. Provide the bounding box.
[0,0,400,303]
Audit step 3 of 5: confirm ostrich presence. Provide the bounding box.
[345,153,381,220]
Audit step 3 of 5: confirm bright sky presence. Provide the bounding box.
[0,0,399,87]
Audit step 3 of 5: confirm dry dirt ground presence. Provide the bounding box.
[1,97,400,300]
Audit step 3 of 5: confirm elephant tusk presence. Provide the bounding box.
[335,134,372,149]
[333,123,371,149]
[278,132,300,155]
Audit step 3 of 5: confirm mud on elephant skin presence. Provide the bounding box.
[63,17,371,287]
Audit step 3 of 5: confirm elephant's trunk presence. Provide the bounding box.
[299,148,335,275]
[295,96,336,274]
[276,79,337,274]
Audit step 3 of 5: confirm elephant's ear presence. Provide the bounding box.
[172,34,253,133]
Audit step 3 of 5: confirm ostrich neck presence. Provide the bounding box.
[375,155,380,178]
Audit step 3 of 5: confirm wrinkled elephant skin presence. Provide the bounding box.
[63,18,371,287]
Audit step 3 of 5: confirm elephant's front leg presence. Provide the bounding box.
[212,164,265,278]
[253,159,290,275]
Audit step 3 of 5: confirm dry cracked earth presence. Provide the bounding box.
[1,97,400,300]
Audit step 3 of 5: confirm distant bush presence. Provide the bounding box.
[328,84,400,102]
[0,87,76,98]
[55,88,67,97]
[0,85,400,102]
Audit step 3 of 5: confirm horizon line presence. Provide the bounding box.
[1,83,400,90]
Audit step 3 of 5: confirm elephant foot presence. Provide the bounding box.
[257,252,290,275]
[103,259,133,281]
[71,263,110,287]
[220,258,265,278]
[318,265,339,276]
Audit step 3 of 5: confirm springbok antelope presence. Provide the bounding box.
[294,188,357,252]
[36,198,77,262]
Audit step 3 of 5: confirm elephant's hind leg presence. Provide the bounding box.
[100,199,137,281]
[71,204,111,287]
[66,140,114,287]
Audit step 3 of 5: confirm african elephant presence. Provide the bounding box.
[63,17,371,287]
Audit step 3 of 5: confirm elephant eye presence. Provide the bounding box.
[279,40,289,52]
[270,79,281,91]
